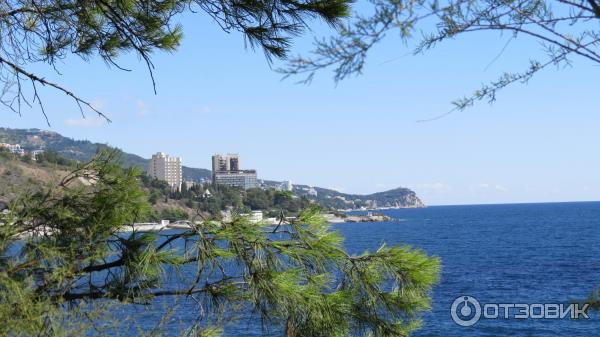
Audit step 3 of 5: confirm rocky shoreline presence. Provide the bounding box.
[324,213,393,223]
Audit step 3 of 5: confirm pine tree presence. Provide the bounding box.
[0,150,440,336]
[0,0,351,123]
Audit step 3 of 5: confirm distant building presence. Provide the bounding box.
[240,211,263,224]
[212,154,239,173]
[30,149,44,160]
[184,180,197,189]
[213,170,258,190]
[149,152,182,191]
[0,143,25,156]
[212,153,258,189]
[280,180,293,191]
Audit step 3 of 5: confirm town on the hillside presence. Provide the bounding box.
[1,133,422,231]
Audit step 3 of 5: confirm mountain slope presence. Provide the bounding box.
[0,128,211,181]
[298,186,424,209]
[0,128,424,208]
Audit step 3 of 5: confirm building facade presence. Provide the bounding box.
[213,170,258,190]
[0,143,25,156]
[280,180,293,191]
[149,152,182,191]
[211,153,257,189]
[212,154,240,173]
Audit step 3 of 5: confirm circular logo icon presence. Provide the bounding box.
[451,296,481,326]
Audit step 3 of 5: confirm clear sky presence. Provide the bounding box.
[2,10,600,206]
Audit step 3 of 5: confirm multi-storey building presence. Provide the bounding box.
[213,170,258,190]
[149,152,182,191]
[212,154,240,173]
[211,154,257,189]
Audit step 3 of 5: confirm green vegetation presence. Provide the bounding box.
[141,174,312,220]
[1,146,422,227]
[0,0,352,121]
[1,150,312,221]
[0,128,212,180]
[0,151,440,336]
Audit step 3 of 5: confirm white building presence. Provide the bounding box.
[148,152,182,191]
[280,180,293,191]
[0,143,25,156]
[240,211,264,224]
[213,170,258,190]
[211,153,258,190]
[30,149,44,160]
[184,180,197,188]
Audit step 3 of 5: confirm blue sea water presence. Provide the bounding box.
[344,202,600,336]
[118,202,600,336]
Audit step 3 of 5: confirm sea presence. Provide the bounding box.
[115,202,600,336]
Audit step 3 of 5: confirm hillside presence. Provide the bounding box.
[0,128,211,181]
[297,186,424,210]
[0,128,425,209]
[0,155,70,202]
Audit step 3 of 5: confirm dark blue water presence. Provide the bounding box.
[116,202,600,336]
[345,202,600,336]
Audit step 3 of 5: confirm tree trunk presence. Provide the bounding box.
[284,316,294,337]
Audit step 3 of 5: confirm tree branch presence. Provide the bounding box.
[0,55,111,124]
[586,0,600,17]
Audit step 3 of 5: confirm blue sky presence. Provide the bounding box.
[2,10,600,205]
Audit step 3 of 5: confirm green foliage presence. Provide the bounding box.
[0,0,352,121]
[35,150,76,167]
[0,147,16,160]
[0,153,440,336]
[0,150,152,334]
[159,207,189,221]
[245,188,272,210]
[243,188,309,214]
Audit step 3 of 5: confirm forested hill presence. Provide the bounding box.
[299,186,424,209]
[0,128,211,181]
[0,127,424,208]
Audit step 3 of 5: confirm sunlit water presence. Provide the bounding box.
[114,202,600,336]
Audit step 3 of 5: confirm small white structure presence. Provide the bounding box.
[250,211,263,223]
[280,180,293,191]
[125,222,167,232]
[240,211,263,224]
[30,149,44,160]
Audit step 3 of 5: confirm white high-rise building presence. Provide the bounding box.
[149,152,182,191]
[281,180,293,191]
